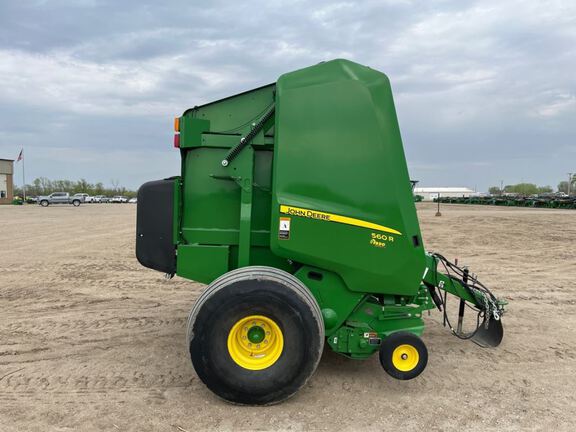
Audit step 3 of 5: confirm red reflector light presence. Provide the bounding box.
[174,133,180,148]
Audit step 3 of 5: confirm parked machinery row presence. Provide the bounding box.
[434,195,576,209]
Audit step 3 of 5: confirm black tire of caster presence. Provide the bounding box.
[379,331,428,380]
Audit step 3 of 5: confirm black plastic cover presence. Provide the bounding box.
[136,178,176,274]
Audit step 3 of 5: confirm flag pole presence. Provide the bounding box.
[22,147,26,201]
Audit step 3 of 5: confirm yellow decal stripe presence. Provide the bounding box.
[279,205,402,235]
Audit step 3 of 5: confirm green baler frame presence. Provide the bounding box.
[140,59,504,360]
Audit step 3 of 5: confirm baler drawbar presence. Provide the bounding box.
[136,59,506,405]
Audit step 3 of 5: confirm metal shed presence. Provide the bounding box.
[414,187,476,201]
[0,159,14,204]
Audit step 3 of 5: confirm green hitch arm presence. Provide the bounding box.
[422,252,506,347]
[423,253,506,315]
[423,258,476,304]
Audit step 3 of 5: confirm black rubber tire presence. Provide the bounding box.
[379,332,428,380]
[72,200,80,207]
[40,200,49,207]
[187,266,324,405]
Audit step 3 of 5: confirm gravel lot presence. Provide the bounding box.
[1,203,575,431]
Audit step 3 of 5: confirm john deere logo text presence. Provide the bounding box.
[282,207,331,221]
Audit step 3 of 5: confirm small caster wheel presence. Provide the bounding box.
[379,332,428,380]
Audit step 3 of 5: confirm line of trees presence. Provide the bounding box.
[488,178,575,196]
[13,177,137,198]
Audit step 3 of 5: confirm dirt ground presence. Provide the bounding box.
[0,202,575,431]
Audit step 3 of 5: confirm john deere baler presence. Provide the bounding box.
[136,59,505,405]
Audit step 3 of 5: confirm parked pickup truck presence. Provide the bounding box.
[73,193,94,203]
[111,196,129,203]
[37,192,82,207]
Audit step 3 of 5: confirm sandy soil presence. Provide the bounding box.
[0,202,575,431]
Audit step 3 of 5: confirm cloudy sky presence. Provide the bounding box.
[0,0,574,191]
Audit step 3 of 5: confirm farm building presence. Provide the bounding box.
[0,159,14,204]
[414,187,476,201]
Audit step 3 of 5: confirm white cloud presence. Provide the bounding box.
[534,93,576,118]
[0,0,575,191]
[0,48,254,117]
[0,50,164,115]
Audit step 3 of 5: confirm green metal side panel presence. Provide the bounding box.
[182,84,275,134]
[179,118,210,148]
[172,177,182,244]
[270,59,426,296]
[177,245,229,284]
[294,266,364,336]
[179,148,273,245]
[175,83,283,281]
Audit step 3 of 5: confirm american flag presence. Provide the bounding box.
[16,149,23,162]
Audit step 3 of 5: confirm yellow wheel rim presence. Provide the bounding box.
[392,344,420,372]
[227,315,284,370]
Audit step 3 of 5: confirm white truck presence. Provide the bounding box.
[73,193,94,203]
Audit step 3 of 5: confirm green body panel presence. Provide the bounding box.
[182,84,275,134]
[179,117,210,148]
[293,266,365,336]
[271,60,425,296]
[171,59,497,359]
[172,177,182,244]
[177,244,229,283]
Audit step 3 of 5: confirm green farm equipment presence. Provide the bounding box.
[136,59,505,405]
